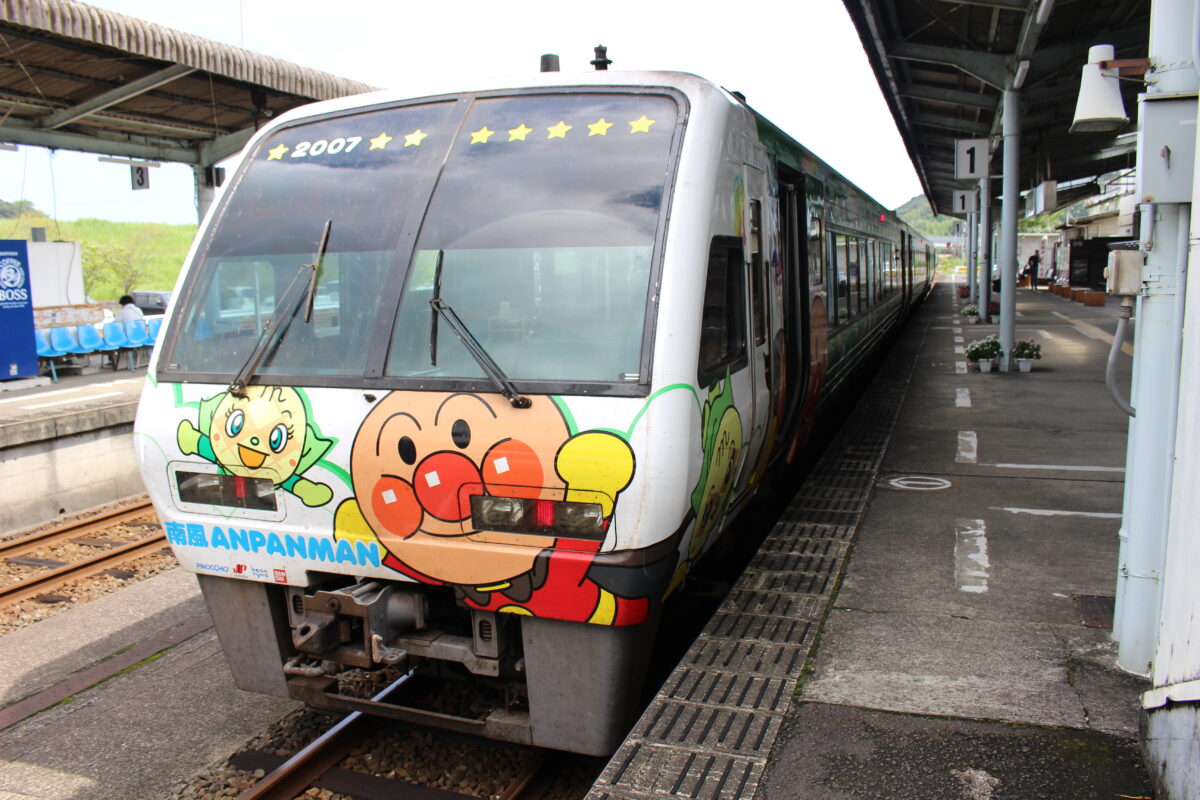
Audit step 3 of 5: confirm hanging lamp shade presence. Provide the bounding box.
[1071,44,1129,133]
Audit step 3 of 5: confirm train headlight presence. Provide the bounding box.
[469,495,605,539]
[472,495,526,527]
[553,501,605,536]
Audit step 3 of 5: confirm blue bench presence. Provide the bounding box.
[33,319,158,379]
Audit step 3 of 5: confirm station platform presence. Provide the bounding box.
[0,365,147,534]
[587,280,1154,799]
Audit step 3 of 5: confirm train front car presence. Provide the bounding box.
[135,73,763,756]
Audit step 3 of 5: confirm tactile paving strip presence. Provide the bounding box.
[586,333,922,800]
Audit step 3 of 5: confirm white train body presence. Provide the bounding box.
[135,70,931,754]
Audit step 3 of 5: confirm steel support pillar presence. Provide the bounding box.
[1112,0,1196,676]
[193,165,217,223]
[967,211,978,304]
[977,180,992,318]
[998,89,1021,371]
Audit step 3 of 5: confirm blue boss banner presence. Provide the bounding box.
[0,240,37,380]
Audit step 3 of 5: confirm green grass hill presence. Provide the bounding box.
[1,199,196,301]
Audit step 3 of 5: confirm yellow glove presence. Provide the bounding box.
[556,431,635,517]
[177,419,202,456]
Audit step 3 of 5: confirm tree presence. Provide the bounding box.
[81,241,133,299]
[0,199,37,219]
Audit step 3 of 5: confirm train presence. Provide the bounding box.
[134,67,933,756]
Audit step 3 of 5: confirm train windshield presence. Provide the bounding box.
[163,92,678,388]
[386,93,677,384]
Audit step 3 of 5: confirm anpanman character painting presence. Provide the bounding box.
[176,385,334,508]
[333,390,657,625]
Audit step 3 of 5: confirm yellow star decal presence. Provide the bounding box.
[547,121,573,139]
[588,118,614,136]
[508,123,532,142]
[629,115,656,134]
[369,132,392,150]
[470,126,496,144]
[267,143,289,160]
[404,129,428,147]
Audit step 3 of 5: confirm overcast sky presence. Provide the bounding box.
[0,0,923,225]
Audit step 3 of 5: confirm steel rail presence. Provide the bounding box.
[236,671,415,800]
[235,670,550,800]
[0,500,155,560]
[0,533,167,608]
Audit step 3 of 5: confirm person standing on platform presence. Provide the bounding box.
[1025,251,1041,290]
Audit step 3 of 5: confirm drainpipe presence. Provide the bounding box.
[998,89,1021,371]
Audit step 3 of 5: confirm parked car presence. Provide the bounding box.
[131,290,171,314]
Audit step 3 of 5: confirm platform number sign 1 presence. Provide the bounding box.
[131,164,150,191]
[955,139,989,180]
[952,190,977,215]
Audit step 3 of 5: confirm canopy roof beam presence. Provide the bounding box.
[41,63,197,130]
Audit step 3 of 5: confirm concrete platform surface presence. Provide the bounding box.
[0,368,144,450]
[757,282,1151,798]
[0,568,298,800]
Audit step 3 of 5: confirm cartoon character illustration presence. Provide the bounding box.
[673,375,743,591]
[333,390,662,624]
[176,385,334,507]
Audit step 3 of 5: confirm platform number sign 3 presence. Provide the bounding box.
[955,139,989,180]
[131,164,150,191]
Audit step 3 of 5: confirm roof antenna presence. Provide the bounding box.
[540,54,560,72]
[591,44,612,70]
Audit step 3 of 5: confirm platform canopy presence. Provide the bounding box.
[842,0,1150,215]
[0,0,377,170]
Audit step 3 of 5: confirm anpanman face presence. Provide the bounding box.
[350,391,568,585]
[209,386,307,484]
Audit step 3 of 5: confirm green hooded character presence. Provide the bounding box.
[176,385,334,507]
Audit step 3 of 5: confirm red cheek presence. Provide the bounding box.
[482,440,545,499]
[289,458,297,467]
[371,477,421,538]
[213,433,221,442]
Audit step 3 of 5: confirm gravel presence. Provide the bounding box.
[0,495,177,635]
[166,664,602,799]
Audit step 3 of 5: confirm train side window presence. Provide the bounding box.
[698,235,748,386]
[874,241,883,301]
[807,211,824,287]
[861,239,873,308]
[833,233,850,324]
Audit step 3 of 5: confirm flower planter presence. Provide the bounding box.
[1016,358,1034,373]
[965,316,980,324]
[976,359,995,373]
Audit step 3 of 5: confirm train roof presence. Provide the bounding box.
[231,69,924,241]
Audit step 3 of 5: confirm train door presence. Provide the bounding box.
[773,166,810,456]
[735,162,772,497]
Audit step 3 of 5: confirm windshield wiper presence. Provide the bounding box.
[428,253,530,409]
[228,219,333,398]
[303,219,333,323]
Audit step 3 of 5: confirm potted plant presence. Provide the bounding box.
[965,335,1001,372]
[960,304,980,323]
[1012,339,1041,372]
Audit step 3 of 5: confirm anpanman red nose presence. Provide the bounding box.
[414,451,482,521]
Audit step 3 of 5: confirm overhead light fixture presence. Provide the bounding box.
[1014,59,1030,90]
[1035,0,1055,26]
[98,156,161,168]
[1070,44,1129,134]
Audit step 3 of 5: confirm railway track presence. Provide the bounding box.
[229,672,567,800]
[0,500,167,609]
